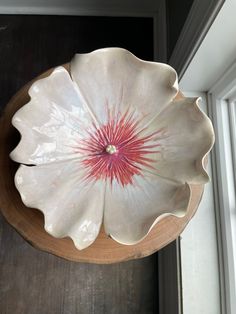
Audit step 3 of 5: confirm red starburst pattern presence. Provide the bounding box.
[78,110,162,186]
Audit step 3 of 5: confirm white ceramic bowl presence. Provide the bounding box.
[10,48,214,250]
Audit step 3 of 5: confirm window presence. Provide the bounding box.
[173,1,236,313]
[208,60,236,314]
[180,92,220,314]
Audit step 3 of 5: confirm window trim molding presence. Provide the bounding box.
[169,0,225,78]
[207,60,236,314]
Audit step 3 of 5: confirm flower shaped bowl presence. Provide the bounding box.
[10,48,214,251]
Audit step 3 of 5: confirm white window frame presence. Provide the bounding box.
[208,61,236,314]
[179,92,221,314]
[174,0,236,312]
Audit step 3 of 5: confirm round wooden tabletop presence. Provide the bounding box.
[0,65,204,264]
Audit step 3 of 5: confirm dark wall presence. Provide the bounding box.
[0,15,153,112]
[166,0,194,60]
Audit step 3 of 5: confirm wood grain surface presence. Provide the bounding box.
[0,212,159,314]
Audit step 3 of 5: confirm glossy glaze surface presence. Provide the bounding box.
[10,48,214,250]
